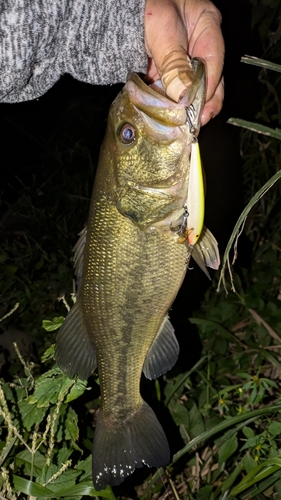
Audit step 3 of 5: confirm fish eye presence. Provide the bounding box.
[119,124,136,144]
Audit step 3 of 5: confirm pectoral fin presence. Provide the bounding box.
[143,315,179,380]
[55,300,97,380]
[187,140,205,246]
[189,226,220,279]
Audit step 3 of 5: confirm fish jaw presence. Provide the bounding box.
[125,73,187,126]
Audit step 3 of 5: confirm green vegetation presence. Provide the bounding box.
[1,2,281,498]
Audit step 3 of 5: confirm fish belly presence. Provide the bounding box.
[82,193,189,417]
[81,189,189,489]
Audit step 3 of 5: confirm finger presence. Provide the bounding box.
[145,0,224,107]
[187,3,225,103]
[145,1,186,64]
[145,57,159,83]
[201,77,224,126]
[145,0,196,101]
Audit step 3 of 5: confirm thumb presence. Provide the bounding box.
[145,0,196,102]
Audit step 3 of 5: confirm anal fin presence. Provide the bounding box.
[189,225,220,280]
[55,299,97,380]
[143,315,179,380]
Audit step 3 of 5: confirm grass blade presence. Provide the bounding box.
[227,118,281,140]
[164,355,208,406]
[217,169,281,293]
[239,470,281,499]
[231,458,281,495]
[13,475,116,499]
[241,55,281,73]
[148,404,281,490]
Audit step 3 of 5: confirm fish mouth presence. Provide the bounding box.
[125,59,205,129]
[125,74,187,127]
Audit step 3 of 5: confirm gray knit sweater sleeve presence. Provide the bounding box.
[0,0,147,102]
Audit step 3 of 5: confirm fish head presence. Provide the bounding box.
[104,59,206,229]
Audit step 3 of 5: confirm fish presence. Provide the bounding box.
[55,58,220,491]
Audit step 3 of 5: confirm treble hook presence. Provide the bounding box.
[170,205,189,235]
[186,105,196,136]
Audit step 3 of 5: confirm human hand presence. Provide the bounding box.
[144,0,224,125]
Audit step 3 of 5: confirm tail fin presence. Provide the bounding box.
[92,400,170,490]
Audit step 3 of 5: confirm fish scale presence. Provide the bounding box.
[84,194,188,413]
[55,61,220,490]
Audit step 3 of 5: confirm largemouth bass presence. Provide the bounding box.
[55,59,219,490]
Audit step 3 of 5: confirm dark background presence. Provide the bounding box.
[0,0,263,366]
[1,0,261,206]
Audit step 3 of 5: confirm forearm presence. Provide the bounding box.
[0,0,147,103]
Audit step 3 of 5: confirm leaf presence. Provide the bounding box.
[242,426,255,439]
[41,344,55,362]
[239,471,281,498]
[29,369,66,407]
[57,446,73,465]
[155,379,161,402]
[29,377,61,407]
[170,402,189,428]
[164,355,208,407]
[0,436,17,465]
[16,449,45,477]
[189,403,205,439]
[240,436,259,451]
[58,377,75,400]
[75,455,92,481]
[221,458,245,493]
[13,475,116,498]
[179,424,190,444]
[268,421,281,437]
[43,317,65,332]
[2,382,26,404]
[218,432,238,465]
[205,415,222,431]
[18,400,47,431]
[41,470,80,493]
[231,458,281,495]
[13,475,54,496]
[243,453,257,474]
[197,485,213,500]
[37,464,57,487]
[65,407,79,442]
[65,379,88,403]
[275,478,281,495]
